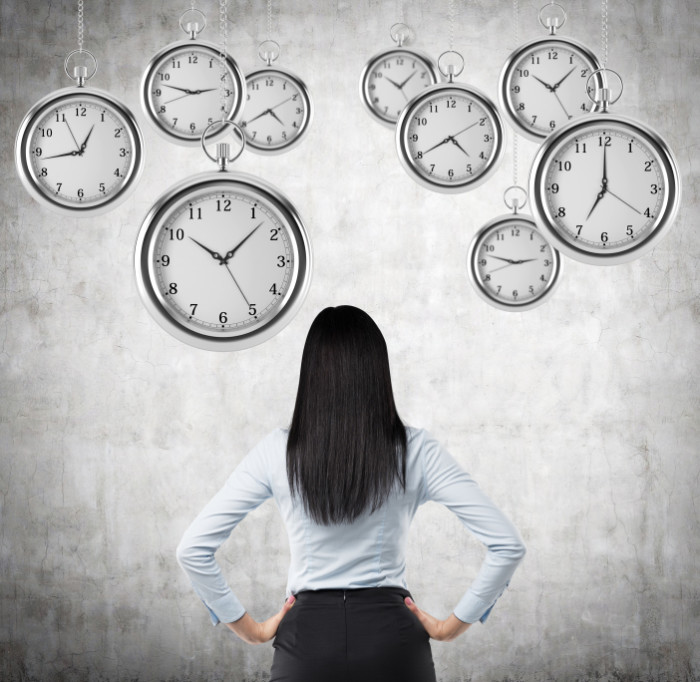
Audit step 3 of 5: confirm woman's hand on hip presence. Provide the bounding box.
[404,597,471,642]
[225,596,296,644]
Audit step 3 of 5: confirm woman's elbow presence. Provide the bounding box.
[176,536,195,569]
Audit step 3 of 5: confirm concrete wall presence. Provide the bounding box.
[1,0,698,680]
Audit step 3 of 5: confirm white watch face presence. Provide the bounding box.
[500,38,600,140]
[360,49,439,125]
[531,116,679,264]
[468,216,560,311]
[397,84,504,192]
[136,176,312,350]
[143,42,244,144]
[240,68,312,152]
[16,89,142,213]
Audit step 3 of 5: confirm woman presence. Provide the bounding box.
[176,305,526,681]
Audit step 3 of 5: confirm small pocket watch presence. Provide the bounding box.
[360,24,440,127]
[529,70,681,265]
[499,4,602,141]
[140,9,245,146]
[15,51,144,215]
[467,187,561,311]
[240,41,313,154]
[135,123,312,351]
[396,51,505,193]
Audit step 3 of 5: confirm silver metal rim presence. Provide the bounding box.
[395,82,505,193]
[241,66,314,154]
[14,86,144,216]
[140,39,246,146]
[359,47,441,128]
[528,113,681,265]
[467,213,562,312]
[134,171,312,351]
[498,36,602,142]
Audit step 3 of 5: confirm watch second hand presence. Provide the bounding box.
[64,119,81,151]
[606,188,642,214]
[223,263,251,307]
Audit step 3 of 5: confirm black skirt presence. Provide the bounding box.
[270,587,437,682]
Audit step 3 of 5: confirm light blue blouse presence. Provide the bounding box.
[176,427,526,625]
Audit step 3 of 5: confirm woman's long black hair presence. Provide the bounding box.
[286,306,407,525]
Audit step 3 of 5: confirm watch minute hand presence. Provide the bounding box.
[398,71,417,89]
[552,67,575,91]
[79,125,95,153]
[189,236,225,263]
[223,222,264,262]
[532,74,554,92]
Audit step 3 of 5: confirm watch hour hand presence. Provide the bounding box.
[246,109,272,124]
[78,125,94,153]
[267,108,285,126]
[449,136,470,157]
[42,149,81,160]
[488,255,517,264]
[532,74,554,92]
[189,236,224,263]
[397,71,417,89]
[162,84,193,94]
[384,76,403,89]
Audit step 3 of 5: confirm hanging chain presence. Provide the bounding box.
[77,0,84,52]
[601,0,608,68]
[448,0,455,51]
[267,0,272,41]
[219,0,228,122]
[512,0,519,187]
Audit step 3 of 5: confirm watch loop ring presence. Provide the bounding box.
[390,23,413,47]
[504,185,528,213]
[64,49,98,83]
[437,51,465,81]
[258,40,280,65]
[179,9,206,37]
[538,3,567,34]
[201,120,246,169]
[585,68,623,110]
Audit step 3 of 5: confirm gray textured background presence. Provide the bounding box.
[1,0,698,680]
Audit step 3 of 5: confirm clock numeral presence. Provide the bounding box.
[160,255,170,266]
[171,60,181,69]
[479,258,487,266]
[465,164,472,175]
[39,127,53,137]
[219,312,228,323]
[598,135,612,147]
[512,290,519,300]
[540,245,547,252]
[550,183,560,194]
[55,182,62,193]
[248,305,257,317]
[547,50,558,60]
[448,169,455,179]
[580,69,589,78]
[575,142,587,153]
[119,148,128,157]
[446,99,456,108]
[99,182,106,193]
[114,128,123,138]
[159,73,171,81]
[483,244,495,252]
[169,282,178,294]
[549,120,556,130]
[496,232,504,241]
[517,68,530,77]
[159,105,167,113]
[251,206,257,219]
[188,55,198,64]
[644,208,653,218]
[265,78,274,87]
[77,188,84,198]
[517,103,525,111]
[531,55,541,65]
[512,85,521,93]
[556,160,572,171]
[216,199,231,212]
[55,112,66,122]
[529,286,535,294]
[270,228,279,241]
[190,122,196,132]
[189,303,197,315]
[114,168,121,177]
[188,206,202,220]
[575,224,583,238]
[269,283,278,295]
[168,228,185,240]
[627,225,634,238]
[650,184,659,195]
[39,167,47,176]
[415,116,428,126]
[277,255,286,268]
[484,134,492,142]
[75,106,86,117]
[511,228,520,236]
[531,115,538,126]
[557,207,566,217]
[644,160,654,172]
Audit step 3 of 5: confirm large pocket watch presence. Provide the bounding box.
[499,3,602,141]
[15,51,144,215]
[240,41,313,153]
[529,70,681,265]
[140,9,245,146]
[135,123,312,351]
[467,187,561,311]
[359,23,440,127]
[396,51,505,193]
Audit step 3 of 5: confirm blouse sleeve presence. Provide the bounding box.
[175,432,276,625]
[418,432,526,624]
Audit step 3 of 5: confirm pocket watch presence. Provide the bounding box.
[467,187,561,311]
[140,9,245,146]
[529,70,681,265]
[15,51,144,215]
[499,4,601,141]
[360,24,440,127]
[396,51,505,193]
[135,124,312,351]
[240,41,313,153]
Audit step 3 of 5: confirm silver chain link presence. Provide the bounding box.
[512,0,519,186]
[219,0,228,122]
[267,0,272,41]
[448,0,455,51]
[78,0,84,52]
[601,0,608,68]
